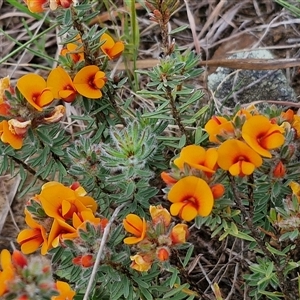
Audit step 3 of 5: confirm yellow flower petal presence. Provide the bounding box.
[17,73,53,111]
[123,214,146,244]
[242,115,285,158]
[168,176,214,220]
[17,229,44,254]
[174,145,217,174]
[123,214,144,236]
[100,33,124,60]
[205,116,235,143]
[217,139,262,176]
[0,120,23,149]
[73,66,105,99]
[174,145,206,169]
[100,33,115,50]
[47,66,77,102]
[52,281,76,300]
[25,0,47,12]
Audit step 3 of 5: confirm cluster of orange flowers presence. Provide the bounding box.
[123,205,189,272]
[161,107,300,222]
[17,181,102,257]
[0,249,75,299]
[0,33,124,150]
[24,0,73,13]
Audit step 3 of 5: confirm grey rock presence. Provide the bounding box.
[208,49,297,108]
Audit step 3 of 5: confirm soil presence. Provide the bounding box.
[1,0,300,299]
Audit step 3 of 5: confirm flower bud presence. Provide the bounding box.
[156,247,170,261]
[210,183,225,200]
[170,224,189,244]
[150,205,171,227]
[72,254,94,268]
[58,0,73,8]
[273,161,286,178]
[281,109,294,123]
[0,102,11,116]
[100,218,108,231]
[12,250,28,269]
[130,253,153,272]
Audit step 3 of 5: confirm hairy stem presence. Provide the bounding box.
[166,86,190,142]
[71,6,94,66]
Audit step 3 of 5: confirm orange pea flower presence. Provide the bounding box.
[100,33,124,60]
[0,119,30,149]
[204,116,235,143]
[123,214,147,244]
[167,176,214,221]
[24,0,47,13]
[17,209,48,255]
[52,281,76,300]
[0,249,15,296]
[130,253,153,272]
[47,67,77,103]
[17,74,54,111]
[174,145,218,175]
[61,43,84,63]
[217,139,262,176]
[242,115,285,158]
[170,224,189,244]
[38,181,97,223]
[73,65,106,99]
[149,205,171,227]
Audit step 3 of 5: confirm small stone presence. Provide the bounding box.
[208,49,297,108]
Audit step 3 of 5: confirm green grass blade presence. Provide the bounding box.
[0,24,57,65]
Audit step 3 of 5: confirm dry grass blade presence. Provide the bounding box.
[184,0,200,54]
[0,175,21,235]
